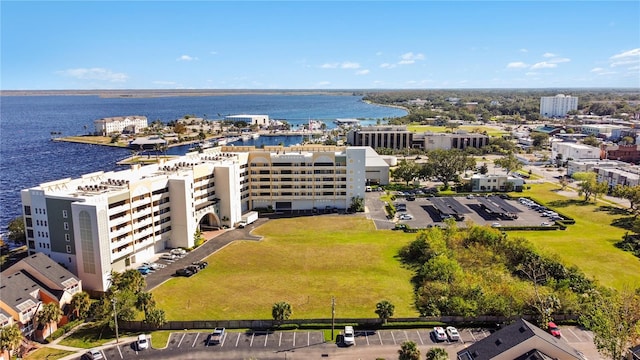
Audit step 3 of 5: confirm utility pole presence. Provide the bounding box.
[112,298,119,344]
[331,296,336,341]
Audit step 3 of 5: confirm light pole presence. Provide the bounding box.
[112,297,119,344]
[331,296,335,341]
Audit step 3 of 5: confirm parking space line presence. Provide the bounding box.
[365,331,370,345]
[221,333,227,347]
[468,329,476,342]
[391,331,397,345]
[177,333,186,348]
[250,332,255,347]
[116,345,123,359]
[308,332,310,346]
[278,332,282,347]
[378,331,383,345]
[264,332,268,346]
[582,329,593,341]
[480,329,488,338]
[192,333,199,347]
[416,330,424,345]
[293,331,296,347]
[235,332,241,347]
[565,327,581,342]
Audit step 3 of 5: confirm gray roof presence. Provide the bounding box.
[457,319,584,360]
[6,252,79,290]
[0,270,54,314]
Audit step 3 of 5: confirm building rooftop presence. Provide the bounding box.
[6,253,79,291]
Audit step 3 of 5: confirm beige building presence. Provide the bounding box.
[94,115,148,136]
[347,126,488,151]
[225,114,270,127]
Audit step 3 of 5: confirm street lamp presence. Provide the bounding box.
[331,297,335,341]
[112,298,119,344]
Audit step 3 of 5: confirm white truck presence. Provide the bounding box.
[238,211,258,228]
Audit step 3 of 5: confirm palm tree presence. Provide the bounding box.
[144,308,167,329]
[37,303,62,339]
[136,292,156,316]
[375,300,395,324]
[0,324,23,354]
[70,291,91,319]
[397,340,420,360]
[426,347,448,360]
[272,301,292,325]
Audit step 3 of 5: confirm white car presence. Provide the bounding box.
[86,349,104,360]
[343,326,355,346]
[170,248,187,256]
[399,214,413,220]
[446,326,460,341]
[137,334,149,350]
[160,253,176,261]
[433,326,447,342]
[491,222,501,228]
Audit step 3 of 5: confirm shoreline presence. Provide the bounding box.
[0,89,363,98]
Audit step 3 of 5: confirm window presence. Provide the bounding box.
[62,210,68,218]
[66,245,71,253]
[64,222,69,230]
[65,234,70,242]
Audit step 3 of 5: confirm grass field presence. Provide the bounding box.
[406,124,507,137]
[24,348,75,360]
[153,216,417,320]
[512,183,640,290]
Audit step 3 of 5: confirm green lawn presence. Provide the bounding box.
[512,183,640,290]
[57,323,141,349]
[153,216,417,320]
[24,348,75,360]
[406,124,506,137]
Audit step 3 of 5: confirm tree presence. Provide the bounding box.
[272,301,292,324]
[109,269,146,294]
[479,163,488,175]
[572,172,608,202]
[7,216,26,243]
[0,324,23,354]
[350,196,364,212]
[582,135,600,147]
[426,347,449,360]
[423,149,472,189]
[136,292,156,316]
[530,132,550,148]
[580,287,640,360]
[37,303,62,339]
[392,160,420,185]
[612,184,640,216]
[493,153,523,175]
[144,308,167,328]
[375,300,395,324]
[70,291,91,319]
[397,340,420,360]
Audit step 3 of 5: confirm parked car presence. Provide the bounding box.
[175,268,194,277]
[446,326,460,341]
[208,327,225,345]
[192,261,208,269]
[170,248,186,256]
[86,349,104,360]
[137,334,149,350]
[433,326,447,342]
[160,253,176,261]
[491,222,502,228]
[137,266,152,275]
[548,321,561,337]
[186,265,200,273]
[399,214,413,220]
[343,326,355,346]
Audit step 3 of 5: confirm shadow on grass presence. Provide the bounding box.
[546,199,591,208]
[596,205,632,216]
[611,216,636,230]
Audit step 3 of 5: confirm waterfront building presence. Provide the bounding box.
[347,126,489,151]
[225,114,270,127]
[540,94,578,118]
[20,146,370,292]
[94,116,148,136]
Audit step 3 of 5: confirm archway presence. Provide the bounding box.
[198,212,220,231]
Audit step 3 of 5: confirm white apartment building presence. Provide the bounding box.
[566,159,623,176]
[94,116,148,136]
[225,114,270,127]
[540,94,578,118]
[580,124,627,139]
[552,142,600,162]
[21,146,368,292]
[595,167,640,188]
[470,174,524,192]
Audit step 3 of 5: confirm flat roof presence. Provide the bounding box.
[477,195,521,215]
[430,197,471,215]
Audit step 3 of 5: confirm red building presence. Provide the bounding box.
[601,144,640,163]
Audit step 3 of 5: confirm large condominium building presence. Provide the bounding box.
[225,114,270,127]
[540,94,578,118]
[20,146,370,292]
[94,116,148,136]
[551,142,600,162]
[347,126,489,151]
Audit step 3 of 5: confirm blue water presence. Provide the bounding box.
[0,94,406,231]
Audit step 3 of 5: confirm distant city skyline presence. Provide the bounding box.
[1,1,639,90]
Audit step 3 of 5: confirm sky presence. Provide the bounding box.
[1,1,639,90]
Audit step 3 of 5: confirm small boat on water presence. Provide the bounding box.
[241,134,251,141]
[252,133,260,139]
[334,118,360,126]
[216,138,227,146]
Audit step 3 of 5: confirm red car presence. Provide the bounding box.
[548,322,561,337]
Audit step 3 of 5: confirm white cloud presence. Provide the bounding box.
[542,52,556,58]
[177,55,197,61]
[519,48,528,53]
[590,67,605,73]
[610,48,640,67]
[398,52,425,65]
[379,63,396,69]
[356,69,370,75]
[321,63,339,69]
[531,62,557,69]
[506,62,528,69]
[341,62,361,69]
[209,51,218,55]
[525,72,539,76]
[549,57,571,63]
[56,68,128,82]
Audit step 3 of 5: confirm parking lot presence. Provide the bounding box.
[74,325,596,359]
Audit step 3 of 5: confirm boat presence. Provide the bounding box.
[241,134,251,141]
[216,138,227,146]
[334,118,360,126]
[252,133,260,139]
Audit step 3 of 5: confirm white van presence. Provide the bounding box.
[343,326,355,345]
